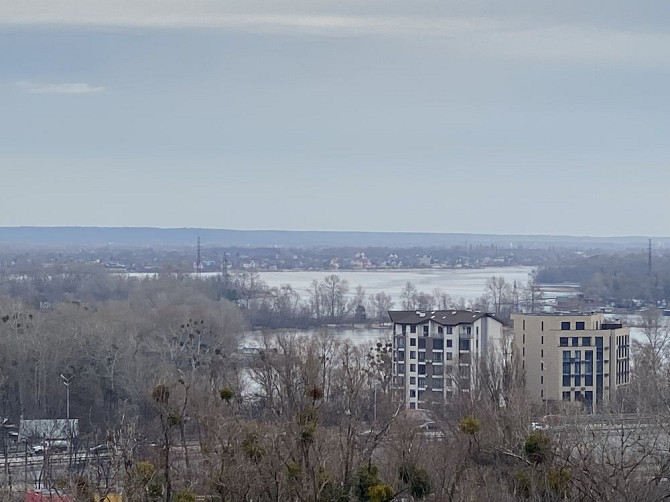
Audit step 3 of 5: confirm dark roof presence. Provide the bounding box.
[388,310,500,326]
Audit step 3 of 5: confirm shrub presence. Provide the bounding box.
[459,416,480,435]
[524,431,552,464]
[219,387,234,402]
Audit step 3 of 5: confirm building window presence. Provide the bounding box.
[410,351,416,359]
[418,338,426,349]
[563,350,571,361]
[459,339,470,351]
[523,319,526,330]
[410,390,416,397]
[446,352,453,360]
[541,375,544,385]
[418,352,425,362]
[418,378,426,388]
[561,321,570,330]
[410,338,416,346]
[433,339,444,350]
[418,365,426,375]
[523,333,525,344]
[446,326,453,334]
[410,376,416,384]
[476,326,479,336]
[562,391,571,401]
[410,326,416,333]
[541,349,544,358]
[541,389,544,398]
[446,339,452,348]
[576,321,585,330]
[409,402,416,409]
[541,335,544,345]
[402,325,407,335]
[560,337,568,347]
[410,364,416,372]
[563,374,570,386]
[572,337,579,347]
[432,365,443,375]
[433,352,443,362]
[398,364,405,374]
[541,321,544,331]
[437,326,443,334]
[423,325,429,335]
[522,347,525,357]
[582,337,591,347]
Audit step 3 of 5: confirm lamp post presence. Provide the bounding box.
[540,360,547,415]
[60,375,73,419]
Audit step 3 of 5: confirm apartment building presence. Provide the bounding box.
[389,310,505,409]
[512,313,630,411]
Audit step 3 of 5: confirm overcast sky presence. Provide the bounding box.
[1,1,669,236]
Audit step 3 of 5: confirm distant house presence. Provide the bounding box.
[417,255,432,267]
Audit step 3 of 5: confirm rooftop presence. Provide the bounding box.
[388,309,498,326]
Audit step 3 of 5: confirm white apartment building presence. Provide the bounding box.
[389,310,505,409]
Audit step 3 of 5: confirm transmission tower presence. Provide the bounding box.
[196,236,202,278]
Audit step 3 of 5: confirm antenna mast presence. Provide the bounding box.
[196,236,202,278]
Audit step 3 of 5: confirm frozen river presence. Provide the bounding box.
[257,266,534,305]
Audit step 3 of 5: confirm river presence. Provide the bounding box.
[257,266,535,305]
[241,266,534,348]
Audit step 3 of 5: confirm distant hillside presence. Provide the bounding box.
[0,227,664,250]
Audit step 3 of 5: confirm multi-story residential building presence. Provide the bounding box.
[389,310,505,409]
[512,313,630,411]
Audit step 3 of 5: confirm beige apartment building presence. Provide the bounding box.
[512,313,630,411]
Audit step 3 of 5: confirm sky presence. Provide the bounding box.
[1,1,670,236]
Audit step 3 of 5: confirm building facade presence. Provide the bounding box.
[512,313,630,411]
[389,310,505,409]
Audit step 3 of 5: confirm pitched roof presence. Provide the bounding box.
[388,309,498,326]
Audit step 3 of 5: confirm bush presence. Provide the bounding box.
[219,387,234,402]
[367,484,394,502]
[175,487,196,502]
[399,462,431,498]
[524,431,552,464]
[459,416,480,435]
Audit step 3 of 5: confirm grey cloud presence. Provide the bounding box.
[17,81,105,94]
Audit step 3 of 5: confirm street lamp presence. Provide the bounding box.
[540,360,547,414]
[60,375,73,419]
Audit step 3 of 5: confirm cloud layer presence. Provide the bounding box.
[17,81,105,95]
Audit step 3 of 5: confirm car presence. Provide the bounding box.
[419,421,445,440]
[89,444,110,454]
